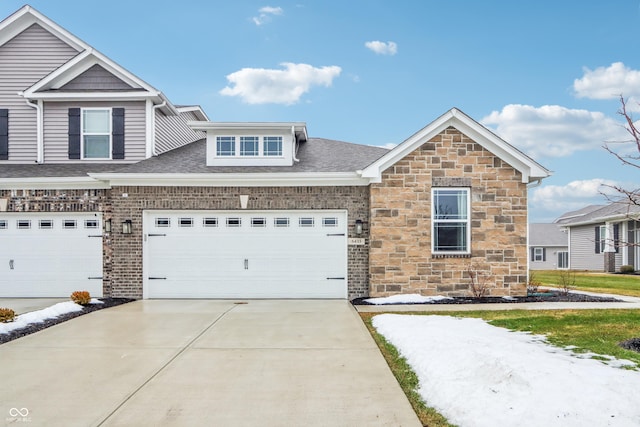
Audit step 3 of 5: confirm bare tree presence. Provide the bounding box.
[602,96,640,207]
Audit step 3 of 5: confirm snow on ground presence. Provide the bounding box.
[373,314,640,427]
[364,293,452,304]
[0,299,102,335]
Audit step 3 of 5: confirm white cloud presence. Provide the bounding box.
[481,104,627,158]
[574,62,640,100]
[365,41,398,55]
[531,179,621,213]
[219,63,342,105]
[252,6,283,26]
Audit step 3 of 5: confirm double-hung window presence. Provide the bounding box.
[82,109,111,159]
[432,188,470,253]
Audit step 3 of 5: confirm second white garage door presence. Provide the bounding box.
[144,210,347,299]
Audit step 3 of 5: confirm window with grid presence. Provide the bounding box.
[263,136,282,156]
[240,136,259,156]
[432,188,470,253]
[216,136,235,156]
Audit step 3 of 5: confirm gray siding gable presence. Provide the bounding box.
[57,64,135,91]
[0,23,79,162]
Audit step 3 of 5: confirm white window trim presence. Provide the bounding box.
[81,107,112,160]
[214,136,285,158]
[533,247,544,262]
[599,224,607,253]
[431,187,471,255]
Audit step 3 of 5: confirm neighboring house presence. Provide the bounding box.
[528,223,568,270]
[0,6,550,300]
[556,203,640,272]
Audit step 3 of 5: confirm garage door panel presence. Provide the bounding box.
[145,211,347,299]
[0,213,103,298]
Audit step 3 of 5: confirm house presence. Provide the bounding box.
[0,6,550,300]
[556,203,640,272]
[528,223,568,270]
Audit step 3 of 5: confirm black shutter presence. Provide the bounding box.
[112,108,125,159]
[68,108,81,159]
[614,224,620,253]
[530,247,535,261]
[542,248,546,262]
[0,109,8,160]
[595,226,601,254]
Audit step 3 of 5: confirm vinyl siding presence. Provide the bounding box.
[43,101,146,162]
[0,24,79,162]
[59,64,134,91]
[529,246,568,270]
[155,109,205,154]
[569,224,604,270]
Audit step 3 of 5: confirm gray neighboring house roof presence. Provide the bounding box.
[107,138,390,174]
[529,223,568,246]
[555,202,640,226]
[0,138,390,179]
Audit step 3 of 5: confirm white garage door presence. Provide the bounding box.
[144,210,347,299]
[0,213,103,297]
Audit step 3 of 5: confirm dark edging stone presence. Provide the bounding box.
[0,298,134,345]
[351,291,622,306]
[620,338,640,353]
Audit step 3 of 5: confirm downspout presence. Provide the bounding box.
[151,101,167,156]
[25,98,43,163]
[291,125,300,162]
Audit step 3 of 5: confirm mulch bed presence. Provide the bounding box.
[351,291,623,305]
[0,298,134,345]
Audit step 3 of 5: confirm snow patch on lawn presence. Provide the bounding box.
[364,294,452,305]
[0,301,86,335]
[373,314,640,427]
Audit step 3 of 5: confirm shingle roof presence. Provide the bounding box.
[529,223,568,246]
[0,138,390,178]
[0,163,126,178]
[110,138,389,174]
[556,202,640,225]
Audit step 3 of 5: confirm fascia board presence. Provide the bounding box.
[88,172,370,187]
[24,92,159,101]
[562,213,640,228]
[0,6,88,51]
[0,177,110,190]
[188,121,307,132]
[177,106,209,121]
[361,108,551,184]
[24,50,160,96]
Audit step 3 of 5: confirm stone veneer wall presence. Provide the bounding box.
[108,186,370,299]
[369,126,529,297]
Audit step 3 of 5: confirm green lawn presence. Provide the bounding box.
[361,308,640,426]
[532,270,640,297]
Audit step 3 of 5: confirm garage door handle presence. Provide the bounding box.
[326,277,345,280]
[148,234,167,237]
[326,233,345,236]
[148,277,167,280]
[88,234,103,238]
[88,276,103,280]
[244,259,249,270]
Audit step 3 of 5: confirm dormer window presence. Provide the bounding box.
[215,136,285,158]
[216,136,235,156]
[82,108,111,159]
[192,121,307,167]
[240,136,259,156]
[263,136,282,156]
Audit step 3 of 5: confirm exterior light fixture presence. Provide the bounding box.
[104,219,112,233]
[122,219,132,235]
[355,219,363,236]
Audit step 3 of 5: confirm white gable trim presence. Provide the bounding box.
[361,108,550,184]
[0,5,87,51]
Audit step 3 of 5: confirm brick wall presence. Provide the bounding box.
[369,126,529,297]
[109,186,370,299]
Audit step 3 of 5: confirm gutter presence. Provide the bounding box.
[23,98,43,163]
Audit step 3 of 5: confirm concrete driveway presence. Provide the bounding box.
[0,300,420,427]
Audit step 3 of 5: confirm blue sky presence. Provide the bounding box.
[3,1,640,222]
